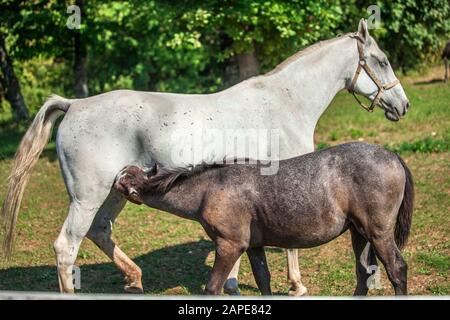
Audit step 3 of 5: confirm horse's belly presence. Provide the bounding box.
[262,215,350,249]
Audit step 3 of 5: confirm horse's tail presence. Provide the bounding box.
[1,94,72,258]
[394,154,414,250]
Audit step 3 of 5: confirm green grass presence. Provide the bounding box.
[0,69,449,296]
[417,251,450,273]
[385,136,450,154]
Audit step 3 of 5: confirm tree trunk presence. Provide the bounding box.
[445,58,448,82]
[0,32,29,122]
[74,0,88,98]
[236,49,259,81]
[0,81,4,112]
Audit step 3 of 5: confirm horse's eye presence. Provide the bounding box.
[379,60,388,67]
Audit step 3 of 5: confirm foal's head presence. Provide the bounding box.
[349,19,409,121]
[114,165,156,204]
[114,163,218,203]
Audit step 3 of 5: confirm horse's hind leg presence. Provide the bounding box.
[370,237,407,295]
[350,226,378,296]
[86,190,143,293]
[247,247,272,295]
[54,199,105,293]
[287,249,308,296]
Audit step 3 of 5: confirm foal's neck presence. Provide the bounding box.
[270,35,358,124]
[142,174,210,222]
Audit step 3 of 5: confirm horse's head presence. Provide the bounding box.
[114,165,157,204]
[349,19,409,121]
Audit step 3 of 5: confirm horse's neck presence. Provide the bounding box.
[271,36,357,126]
[142,178,207,222]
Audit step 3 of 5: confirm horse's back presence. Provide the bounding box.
[246,142,406,247]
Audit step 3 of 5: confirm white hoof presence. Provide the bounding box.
[288,285,308,297]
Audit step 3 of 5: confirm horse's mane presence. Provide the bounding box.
[265,32,355,75]
[145,158,254,194]
[145,162,224,193]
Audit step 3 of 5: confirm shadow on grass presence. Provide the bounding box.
[414,78,446,85]
[0,240,218,294]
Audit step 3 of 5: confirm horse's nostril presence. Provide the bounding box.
[402,101,410,116]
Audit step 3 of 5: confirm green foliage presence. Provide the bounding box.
[340,0,450,71]
[349,128,364,139]
[82,0,345,93]
[380,0,450,71]
[207,0,344,71]
[329,131,339,141]
[316,142,330,150]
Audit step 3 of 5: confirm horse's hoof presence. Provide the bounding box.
[224,287,241,296]
[124,285,144,294]
[288,285,308,297]
[223,278,241,296]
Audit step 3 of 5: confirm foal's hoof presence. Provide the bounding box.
[223,278,241,296]
[288,285,308,297]
[124,285,144,294]
[224,287,241,296]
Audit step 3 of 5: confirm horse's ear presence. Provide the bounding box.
[143,164,157,177]
[357,18,371,44]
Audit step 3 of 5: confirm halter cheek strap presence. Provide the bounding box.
[348,34,400,112]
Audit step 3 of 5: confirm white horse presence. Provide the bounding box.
[2,19,409,295]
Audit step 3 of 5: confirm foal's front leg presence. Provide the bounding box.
[223,258,241,295]
[205,238,245,295]
[287,249,308,296]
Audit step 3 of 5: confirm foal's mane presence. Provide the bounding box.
[146,158,254,194]
[146,162,225,193]
[266,32,354,75]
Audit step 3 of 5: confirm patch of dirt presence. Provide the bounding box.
[403,66,448,85]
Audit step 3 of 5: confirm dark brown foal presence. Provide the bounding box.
[114,142,413,295]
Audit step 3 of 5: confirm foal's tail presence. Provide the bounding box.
[394,155,414,250]
[1,95,72,258]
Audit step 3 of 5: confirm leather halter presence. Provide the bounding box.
[348,34,400,112]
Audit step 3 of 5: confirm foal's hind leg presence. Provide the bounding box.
[350,227,378,296]
[247,247,272,295]
[86,190,143,293]
[287,249,308,296]
[370,237,408,295]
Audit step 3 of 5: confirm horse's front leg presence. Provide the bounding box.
[223,258,241,295]
[287,249,308,296]
[205,239,244,295]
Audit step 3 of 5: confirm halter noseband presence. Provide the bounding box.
[348,34,400,112]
